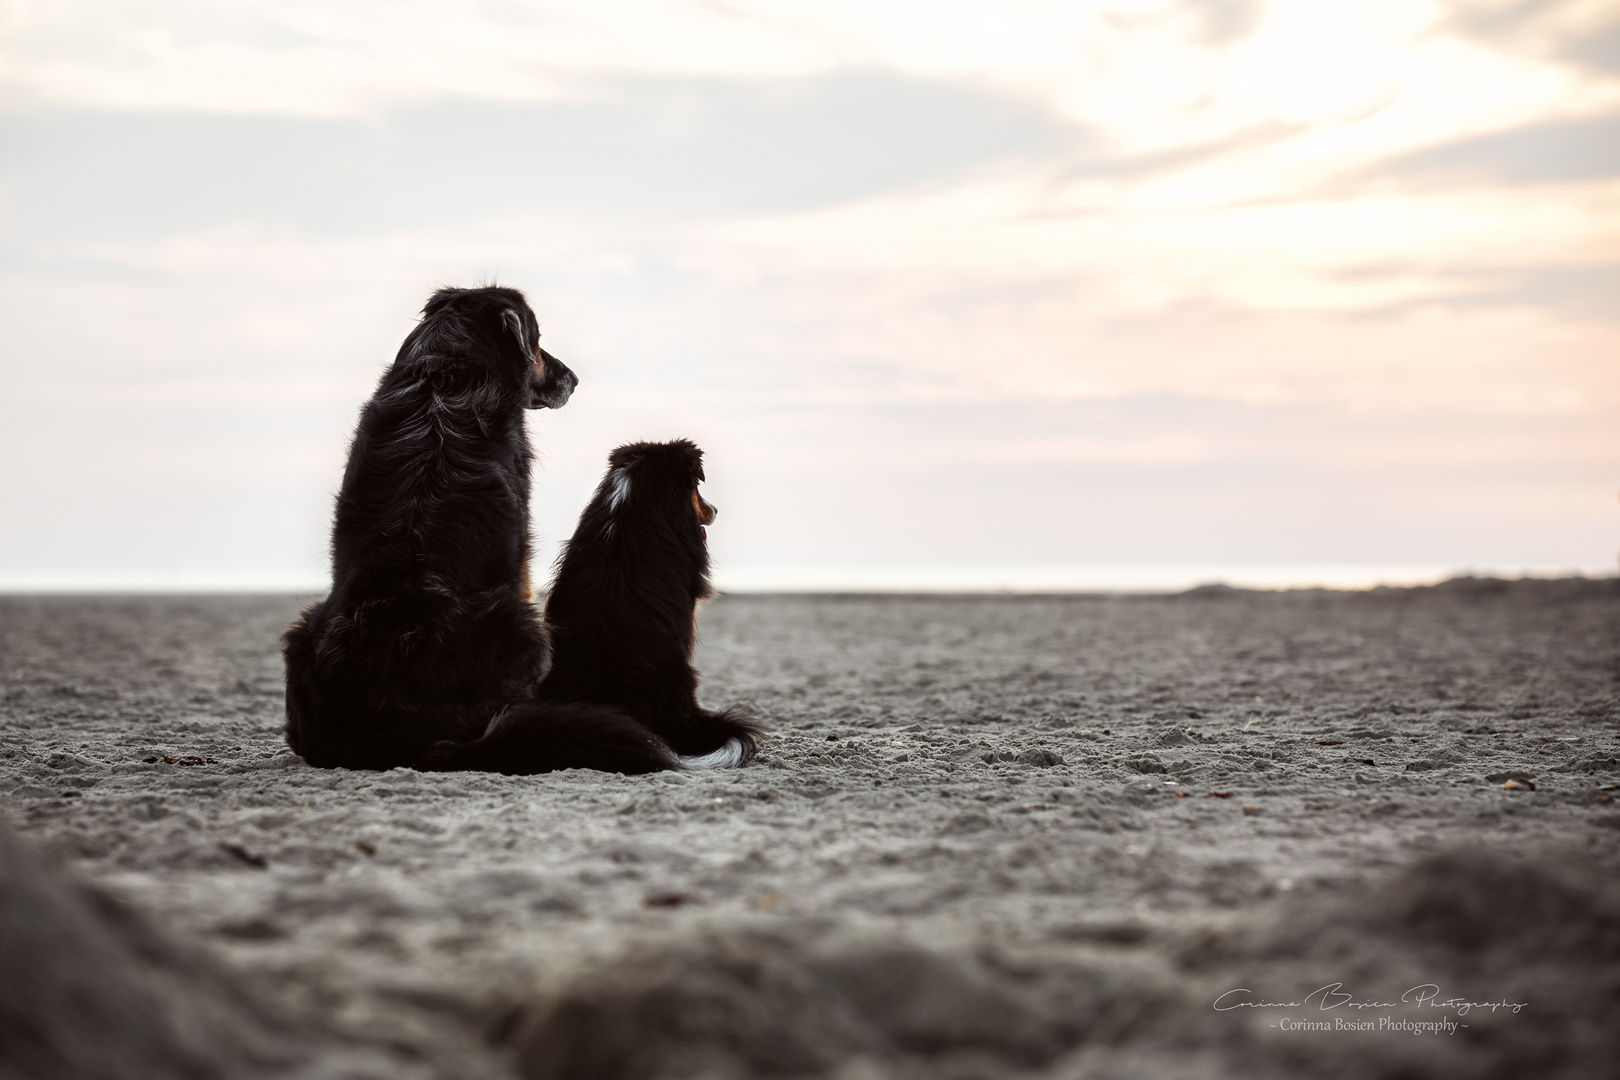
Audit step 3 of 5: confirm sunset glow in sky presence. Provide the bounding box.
[2,0,1617,589]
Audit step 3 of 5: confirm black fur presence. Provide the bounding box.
[281,286,678,775]
[540,440,763,762]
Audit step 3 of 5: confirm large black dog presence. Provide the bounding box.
[282,286,699,775]
[540,440,762,766]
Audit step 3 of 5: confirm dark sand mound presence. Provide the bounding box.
[1157,847,1620,1080]
[1,581,1617,1077]
[0,818,390,1080]
[498,845,1620,1079]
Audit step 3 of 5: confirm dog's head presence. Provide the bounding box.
[566,439,717,603]
[598,439,715,538]
[420,286,578,410]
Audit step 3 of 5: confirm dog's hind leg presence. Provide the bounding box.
[280,618,316,761]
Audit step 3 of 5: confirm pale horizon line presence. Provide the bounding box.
[0,564,1612,596]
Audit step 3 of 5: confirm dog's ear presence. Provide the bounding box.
[501,305,530,359]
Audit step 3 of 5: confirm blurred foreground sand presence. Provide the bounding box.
[2,582,1617,1078]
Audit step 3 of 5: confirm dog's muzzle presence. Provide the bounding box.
[530,348,578,409]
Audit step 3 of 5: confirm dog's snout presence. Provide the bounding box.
[530,348,578,409]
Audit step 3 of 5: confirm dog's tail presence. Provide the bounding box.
[678,738,750,769]
[418,702,680,775]
[675,708,766,770]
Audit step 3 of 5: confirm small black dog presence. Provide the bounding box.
[281,286,682,775]
[540,440,763,766]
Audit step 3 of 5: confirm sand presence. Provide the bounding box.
[2,580,1618,1079]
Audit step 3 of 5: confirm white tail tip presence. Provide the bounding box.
[679,737,747,770]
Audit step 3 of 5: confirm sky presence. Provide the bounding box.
[1,0,1617,591]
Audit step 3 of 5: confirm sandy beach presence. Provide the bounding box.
[3,580,1618,1078]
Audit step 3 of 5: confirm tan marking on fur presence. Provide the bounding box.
[692,491,716,525]
[520,559,532,605]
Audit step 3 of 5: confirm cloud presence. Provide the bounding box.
[1194,0,1263,46]
[1447,0,1620,74]
[1387,112,1620,183]
[624,388,1620,568]
[0,71,1073,240]
[1564,19,1620,72]
[1439,263,1620,319]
